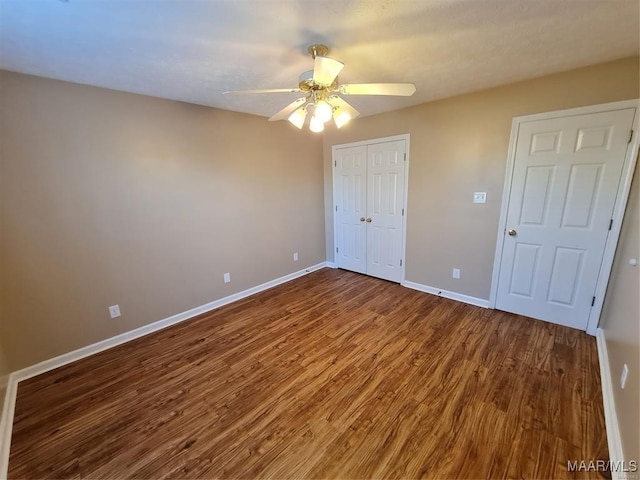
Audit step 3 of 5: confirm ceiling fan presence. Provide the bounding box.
[224,44,416,133]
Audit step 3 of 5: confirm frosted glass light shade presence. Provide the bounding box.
[287,107,307,129]
[333,108,351,128]
[314,101,333,123]
[309,115,325,133]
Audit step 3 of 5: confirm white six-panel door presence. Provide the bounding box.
[365,141,406,282]
[334,138,407,283]
[496,108,635,330]
[334,145,368,274]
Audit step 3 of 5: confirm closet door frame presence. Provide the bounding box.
[332,134,410,283]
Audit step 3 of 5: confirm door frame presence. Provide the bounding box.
[489,99,640,334]
[332,133,410,283]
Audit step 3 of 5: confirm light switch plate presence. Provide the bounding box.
[473,192,487,204]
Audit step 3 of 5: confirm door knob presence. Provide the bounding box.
[508,229,517,236]
[366,218,372,223]
[360,217,366,222]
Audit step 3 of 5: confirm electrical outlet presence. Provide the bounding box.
[620,364,629,389]
[223,272,231,283]
[108,305,121,319]
[293,252,299,261]
[452,268,461,279]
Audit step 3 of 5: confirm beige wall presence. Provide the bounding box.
[600,165,639,463]
[0,343,7,377]
[0,71,325,371]
[323,56,639,299]
[0,342,7,412]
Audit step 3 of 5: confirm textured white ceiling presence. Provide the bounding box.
[1,0,638,119]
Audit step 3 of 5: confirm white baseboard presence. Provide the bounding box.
[0,373,17,480]
[402,280,490,308]
[595,328,625,479]
[325,261,338,268]
[0,261,328,479]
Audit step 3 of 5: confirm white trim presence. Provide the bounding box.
[325,261,338,269]
[0,373,17,480]
[489,99,640,335]
[586,107,639,335]
[401,136,410,284]
[510,100,639,123]
[0,262,328,479]
[331,133,410,150]
[489,115,520,309]
[402,280,490,308]
[332,134,410,284]
[595,328,625,479]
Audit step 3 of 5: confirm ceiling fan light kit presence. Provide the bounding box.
[314,100,334,123]
[224,44,416,133]
[309,115,325,133]
[333,107,351,128]
[287,107,307,129]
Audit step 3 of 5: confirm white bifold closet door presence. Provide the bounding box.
[333,139,407,283]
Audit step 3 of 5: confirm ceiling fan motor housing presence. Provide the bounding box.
[298,70,337,93]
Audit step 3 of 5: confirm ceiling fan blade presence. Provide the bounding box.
[339,83,416,96]
[313,56,344,86]
[224,88,302,94]
[328,96,360,119]
[268,97,307,122]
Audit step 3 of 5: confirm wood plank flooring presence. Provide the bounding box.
[8,268,608,479]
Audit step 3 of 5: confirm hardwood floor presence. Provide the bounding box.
[9,268,608,479]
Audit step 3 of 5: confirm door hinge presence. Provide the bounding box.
[402,208,404,216]
[630,130,634,144]
[609,219,613,231]
[334,160,337,167]
[336,247,339,253]
[400,259,403,266]
[591,296,596,307]
[404,153,407,161]
[335,205,338,212]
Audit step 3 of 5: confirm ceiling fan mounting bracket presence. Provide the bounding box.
[307,44,329,58]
